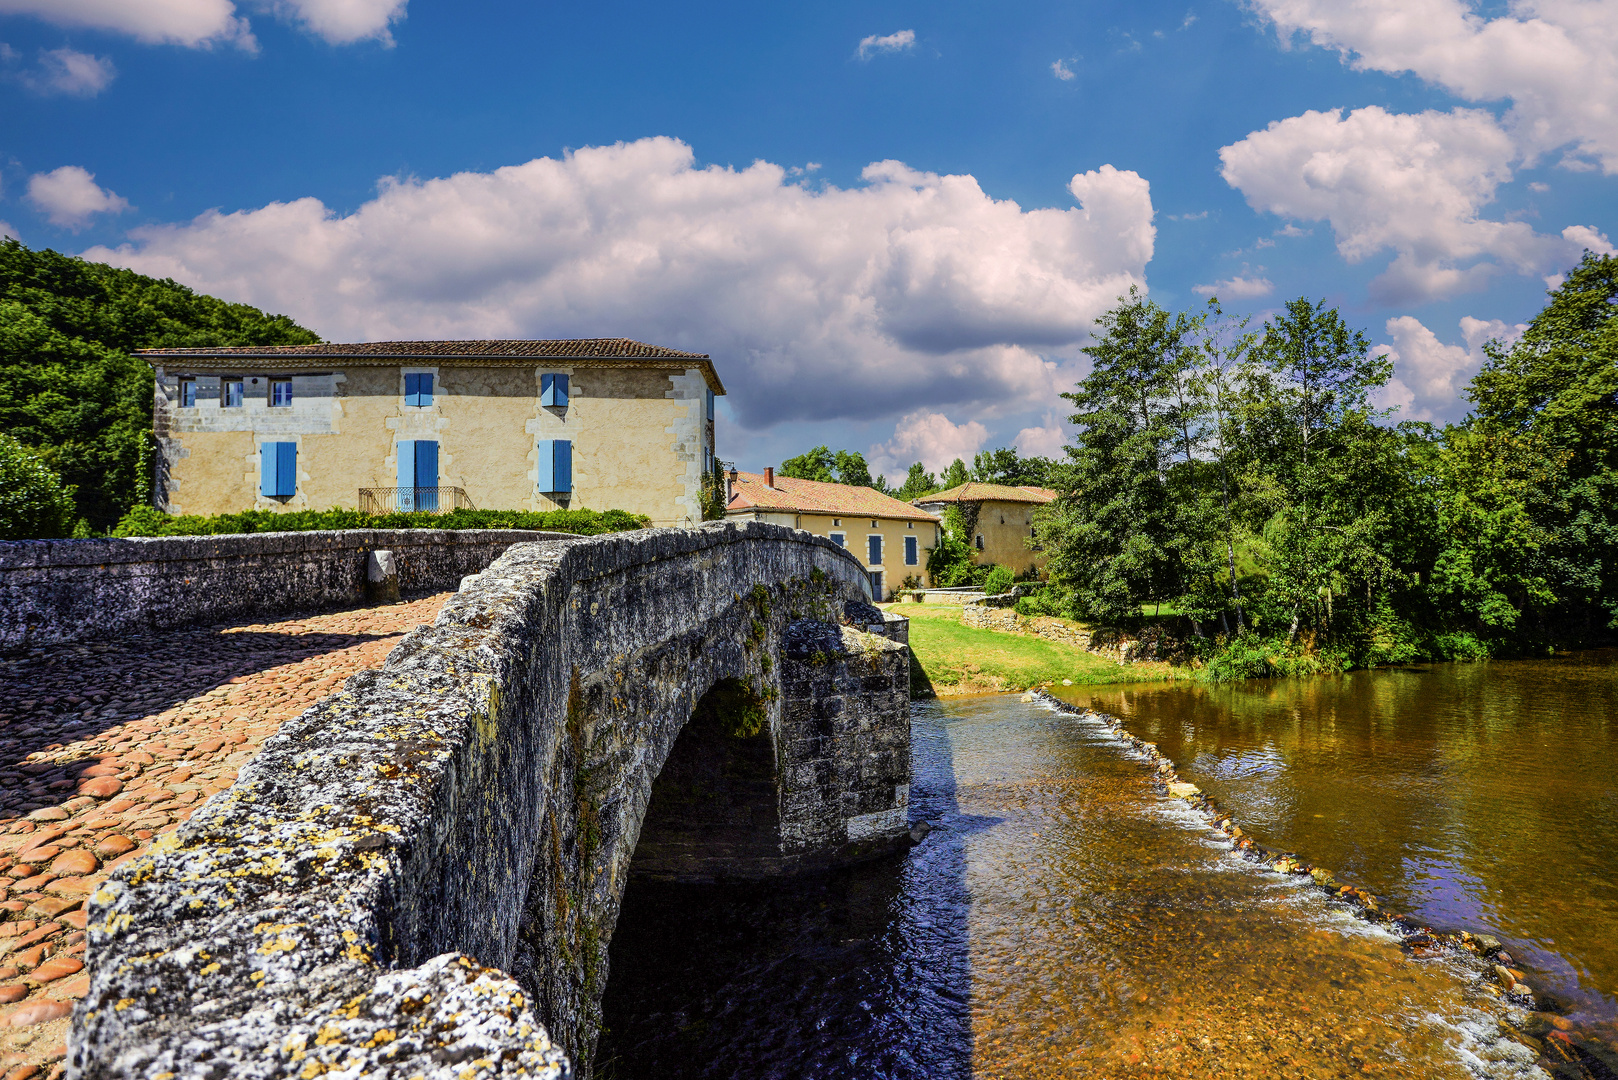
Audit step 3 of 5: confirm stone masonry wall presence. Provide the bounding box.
[0,530,571,653]
[962,604,1094,649]
[68,522,905,1080]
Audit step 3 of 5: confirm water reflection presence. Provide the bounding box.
[1064,650,1618,1040]
[600,696,1548,1079]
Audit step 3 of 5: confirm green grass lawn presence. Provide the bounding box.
[883,603,1177,695]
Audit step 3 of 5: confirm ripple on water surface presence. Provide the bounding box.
[598,695,1547,1080]
[1062,650,1618,1048]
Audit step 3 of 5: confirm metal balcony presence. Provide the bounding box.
[358,486,477,514]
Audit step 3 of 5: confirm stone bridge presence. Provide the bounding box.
[64,522,911,1079]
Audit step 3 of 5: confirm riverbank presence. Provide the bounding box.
[883,603,1178,695]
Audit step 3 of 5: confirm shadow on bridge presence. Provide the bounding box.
[597,701,993,1080]
[0,620,407,820]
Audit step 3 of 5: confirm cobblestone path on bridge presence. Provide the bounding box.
[0,593,454,1079]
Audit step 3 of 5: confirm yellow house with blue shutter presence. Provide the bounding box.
[139,339,723,527]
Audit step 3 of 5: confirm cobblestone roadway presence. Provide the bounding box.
[0,593,454,1079]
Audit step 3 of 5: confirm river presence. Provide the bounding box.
[597,654,1618,1079]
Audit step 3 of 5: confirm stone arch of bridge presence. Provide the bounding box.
[71,522,912,1080]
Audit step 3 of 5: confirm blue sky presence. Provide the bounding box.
[3,0,1614,479]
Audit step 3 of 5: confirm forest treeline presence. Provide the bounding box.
[0,240,318,538]
[1034,253,1616,676]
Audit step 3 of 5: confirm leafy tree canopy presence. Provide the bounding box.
[0,239,320,532]
[778,445,887,490]
[0,433,78,540]
[971,446,1056,488]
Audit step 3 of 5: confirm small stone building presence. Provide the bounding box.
[914,481,1055,578]
[139,339,723,526]
[724,469,941,599]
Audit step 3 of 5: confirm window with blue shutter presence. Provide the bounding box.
[404,373,434,407]
[905,535,918,565]
[260,442,296,498]
[537,439,572,493]
[705,389,715,421]
[868,535,882,566]
[540,373,569,408]
[414,441,438,510]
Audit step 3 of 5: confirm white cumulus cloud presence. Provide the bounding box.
[0,0,406,48]
[1052,58,1076,80]
[0,0,255,49]
[857,29,915,60]
[84,137,1155,430]
[260,0,405,45]
[27,166,130,229]
[870,410,991,478]
[1219,105,1600,303]
[1372,313,1525,421]
[12,46,117,95]
[0,221,19,242]
[1192,274,1273,298]
[1014,416,1068,460]
[1246,0,1618,172]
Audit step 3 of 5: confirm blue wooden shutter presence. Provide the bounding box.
[536,439,554,492]
[260,444,277,497]
[397,440,415,510]
[868,535,882,565]
[276,443,297,497]
[554,439,572,492]
[541,373,569,407]
[404,374,422,407]
[415,441,438,510]
[705,389,715,421]
[420,373,433,406]
[905,535,918,565]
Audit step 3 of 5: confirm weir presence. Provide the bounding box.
[64,522,912,1079]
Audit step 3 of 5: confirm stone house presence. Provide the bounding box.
[913,481,1056,578]
[724,469,941,599]
[138,339,723,526]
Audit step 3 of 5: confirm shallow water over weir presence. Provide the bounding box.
[598,696,1543,1079]
[1061,650,1618,1050]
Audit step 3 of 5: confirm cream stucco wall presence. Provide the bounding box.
[726,509,940,597]
[153,362,713,526]
[972,500,1045,576]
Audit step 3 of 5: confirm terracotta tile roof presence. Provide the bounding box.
[726,472,941,522]
[136,339,724,393]
[914,482,1057,506]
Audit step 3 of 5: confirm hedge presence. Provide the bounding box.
[111,505,652,538]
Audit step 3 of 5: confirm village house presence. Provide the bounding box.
[138,339,722,527]
[914,481,1056,578]
[724,469,941,599]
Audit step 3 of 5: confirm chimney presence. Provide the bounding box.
[727,468,737,504]
[764,467,774,488]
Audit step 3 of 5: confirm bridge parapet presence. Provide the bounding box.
[67,522,910,1080]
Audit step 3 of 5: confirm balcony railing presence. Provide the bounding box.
[358,486,477,514]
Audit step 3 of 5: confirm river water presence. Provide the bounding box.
[1063,650,1618,1054]
[596,670,1616,1079]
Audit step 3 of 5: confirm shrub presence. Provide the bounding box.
[0,435,78,540]
[983,565,1015,595]
[112,505,651,537]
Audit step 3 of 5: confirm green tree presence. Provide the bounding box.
[779,445,881,488]
[833,449,874,488]
[971,446,1056,487]
[1243,298,1395,641]
[895,463,938,501]
[778,445,837,483]
[0,433,77,540]
[940,458,971,489]
[0,239,319,529]
[1039,288,1197,622]
[1462,251,1618,629]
